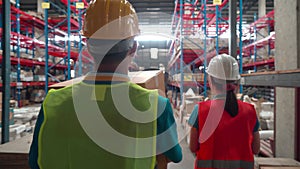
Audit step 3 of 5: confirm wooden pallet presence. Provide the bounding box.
[0,134,32,169]
[260,139,274,157]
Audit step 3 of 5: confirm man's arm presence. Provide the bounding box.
[188,105,200,153]
[29,106,44,169]
[157,96,182,163]
[252,116,261,154]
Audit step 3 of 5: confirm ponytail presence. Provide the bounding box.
[225,89,238,117]
[210,77,239,117]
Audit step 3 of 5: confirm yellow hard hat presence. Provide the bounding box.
[82,0,140,40]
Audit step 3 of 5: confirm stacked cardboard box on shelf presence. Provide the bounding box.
[0,92,15,127]
[173,73,204,82]
[29,89,45,103]
[20,70,33,82]
[181,38,215,52]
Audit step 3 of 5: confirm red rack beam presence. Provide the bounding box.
[0,55,70,70]
[168,48,204,69]
[10,6,50,30]
[243,58,275,69]
[48,17,80,31]
[0,82,57,88]
[1,27,93,64]
[169,0,230,69]
[9,31,78,59]
[1,28,80,61]
[250,10,274,28]
[4,5,67,36]
[244,10,275,35]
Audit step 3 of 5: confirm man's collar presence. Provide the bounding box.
[83,72,130,82]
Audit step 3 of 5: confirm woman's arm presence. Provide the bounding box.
[189,127,199,153]
[252,131,260,154]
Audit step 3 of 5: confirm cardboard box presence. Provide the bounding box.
[50,70,166,95]
[129,70,165,95]
[173,73,204,82]
[255,158,300,169]
[0,108,15,127]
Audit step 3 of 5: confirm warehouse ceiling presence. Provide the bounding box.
[18,0,274,27]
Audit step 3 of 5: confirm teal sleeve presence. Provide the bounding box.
[156,96,182,163]
[187,104,199,129]
[29,106,44,169]
[253,117,260,132]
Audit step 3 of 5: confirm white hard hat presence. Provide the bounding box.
[206,54,241,81]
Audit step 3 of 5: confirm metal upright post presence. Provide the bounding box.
[44,0,49,93]
[203,0,207,97]
[78,0,83,76]
[0,12,1,50]
[267,17,271,56]
[179,0,184,105]
[239,0,243,93]
[216,5,219,55]
[16,0,21,107]
[25,28,29,54]
[67,0,71,79]
[229,0,237,58]
[1,0,11,144]
[254,13,257,72]
[32,26,35,58]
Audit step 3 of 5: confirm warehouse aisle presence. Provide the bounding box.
[168,116,195,169]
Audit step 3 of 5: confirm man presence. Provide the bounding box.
[29,0,182,169]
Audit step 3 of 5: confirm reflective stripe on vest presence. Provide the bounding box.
[38,82,158,169]
[197,160,254,169]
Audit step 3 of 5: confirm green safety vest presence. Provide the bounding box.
[38,81,158,169]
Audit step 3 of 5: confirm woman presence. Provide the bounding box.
[188,54,260,169]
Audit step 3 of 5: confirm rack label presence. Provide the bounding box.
[213,0,222,5]
[240,77,245,85]
[76,2,84,9]
[16,82,23,89]
[41,2,50,9]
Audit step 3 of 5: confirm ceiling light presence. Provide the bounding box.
[135,34,171,41]
[146,8,161,10]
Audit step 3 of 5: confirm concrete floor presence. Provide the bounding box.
[168,117,195,169]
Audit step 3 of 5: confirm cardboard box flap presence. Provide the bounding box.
[49,76,84,89]
[129,70,161,84]
[49,70,165,93]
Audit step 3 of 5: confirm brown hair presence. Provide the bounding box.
[210,76,238,117]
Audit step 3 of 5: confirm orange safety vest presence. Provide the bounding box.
[195,100,256,169]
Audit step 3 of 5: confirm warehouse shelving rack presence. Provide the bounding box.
[0,0,92,106]
[240,10,275,72]
[0,0,91,143]
[239,9,275,102]
[1,1,69,106]
[168,0,230,102]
